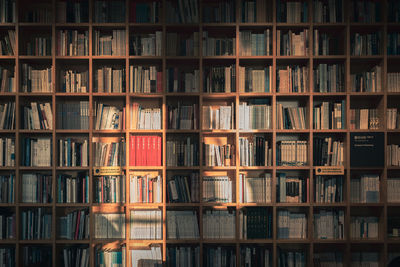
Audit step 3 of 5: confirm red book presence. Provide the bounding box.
[142,136,147,166]
[152,136,157,166]
[147,136,152,166]
[130,135,136,166]
[157,71,162,93]
[136,135,141,166]
[157,136,161,166]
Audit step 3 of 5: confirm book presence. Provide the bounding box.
[0,66,16,92]
[57,101,89,129]
[278,248,306,267]
[351,32,381,56]
[0,137,15,166]
[350,216,379,239]
[93,137,126,167]
[93,29,126,56]
[276,65,308,93]
[165,0,199,24]
[202,104,234,130]
[130,173,162,203]
[58,138,88,167]
[276,173,309,203]
[95,246,126,267]
[56,0,89,23]
[93,0,125,23]
[276,0,308,23]
[349,109,380,130]
[239,207,272,239]
[94,213,125,239]
[21,137,52,167]
[350,0,381,23]
[387,108,400,130]
[58,208,89,240]
[21,64,52,92]
[313,0,343,23]
[59,69,88,93]
[94,175,125,203]
[94,103,124,130]
[166,32,199,56]
[57,30,89,56]
[131,246,162,267]
[202,175,232,203]
[129,65,162,93]
[0,247,14,267]
[204,246,236,267]
[130,1,161,23]
[314,175,344,203]
[131,31,162,56]
[0,174,14,203]
[277,29,309,56]
[130,102,161,130]
[350,65,382,92]
[61,247,89,267]
[239,136,272,166]
[166,67,199,93]
[167,210,199,239]
[166,136,199,166]
[239,66,272,92]
[313,63,345,92]
[241,0,271,22]
[239,173,272,203]
[167,173,199,203]
[203,1,235,23]
[350,174,380,203]
[57,173,89,204]
[94,66,125,93]
[21,208,52,240]
[130,210,162,240]
[22,246,51,267]
[167,246,200,267]
[21,173,52,203]
[387,177,400,203]
[276,103,307,129]
[0,30,15,55]
[129,135,161,166]
[314,209,344,239]
[203,65,236,93]
[313,137,344,166]
[314,252,343,267]
[0,209,15,239]
[277,140,308,166]
[277,209,307,239]
[240,246,271,267]
[350,132,384,167]
[23,102,53,130]
[203,209,235,239]
[167,103,198,129]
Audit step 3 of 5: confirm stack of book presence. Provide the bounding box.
[313,63,345,92]
[239,207,272,239]
[21,173,52,203]
[167,173,200,203]
[129,174,162,203]
[129,135,162,166]
[130,32,162,56]
[350,216,379,239]
[277,173,308,203]
[239,136,272,166]
[94,175,125,203]
[94,213,125,239]
[202,176,232,203]
[203,210,235,239]
[130,210,162,239]
[313,101,345,129]
[277,140,308,166]
[239,66,272,93]
[167,210,199,239]
[350,174,380,203]
[130,103,161,130]
[277,210,307,239]
[57,30,89,56]
[239,173,272,203]
[313,137,344,166]
[314,209,345,239]
[277,30,309,56]
[58,209,90,240]
[277,66,308,93]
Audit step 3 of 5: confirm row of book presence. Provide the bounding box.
[239,136,272,166]
[349,108,380,130]
[0,66,15,92]
[167,32,199,56]
[58,138,88,167]
[0,137,14,166]
[203,209,235,239]
[0,174,14,203]
[166,67,199,93]
[276,104,307,130]
[130,103,161,130]
[130,2,160,23]
[276,140,308,166]
[130,174,162,203]
[350,1,381,23]
[21,173,52,203]
[166,137,199,166]
[95,66,125,93]
[0,247,14,267]
[314,63,345,92]
[239,100,271,129]
[203,65,236,93]
[387,108,399,130]
[56,101,89,130]
[0,212,15,239]
[277,174,308,203]
[60,69,88,93]
[203,143,234,167]
[21,208,52,240]
[388,178,400,203]
[0,30,15,55]
[313,101,345,129]
[94,103,124,130]
[56,0,88,23]
[239,66,272,93]
[62,247,89,267]
[350,66,382,92]
[203,1,235,23]
[21,64,52,93]
[93,1,124,23]
[202,32,235,56]
[167,173,200,203]
[57,30,88,56]
[239,207,272,239]
[277,209,307,239]
[26,36,51,56]
[277,30,309,56]
[277,1,308,23]
[167,210,199,239]
[313,137,344,166]
[167,103,198,130]
[350,174,380,203]
[57,173,89,204]
[313,0,343,23]
[239,173,272,203]
[129,65,162,93]
[93,137,125,167]
[241,0,271,22]
[239,30,271,56]
[350,216,379,239]
[130,210,162,240]
[388,144,400,167]
[165,0,199,24]
[94,213,125,239]
[202,176,232,203]
[315,175,344,203]
[167,246,199,267]
[129,135,161,166]
[0,0,14,23]
[22,137,52,167]
[277,65,308,93]
[22,102,53,130]
[0,102,14,129]
[131,32,162,56]
[93,30,126,56]
[94,175,125,203]
[387,32,400,55]
[314,209,345,239]
[351,33,381,56]
[58,209,89,240]
[388,72,400,92]
[202,105,234,130]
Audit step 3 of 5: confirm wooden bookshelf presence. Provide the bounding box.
[1,0,400,266]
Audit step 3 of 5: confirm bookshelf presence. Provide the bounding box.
[1,0,399,266]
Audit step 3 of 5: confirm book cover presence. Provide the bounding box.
[350,132,384,167]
